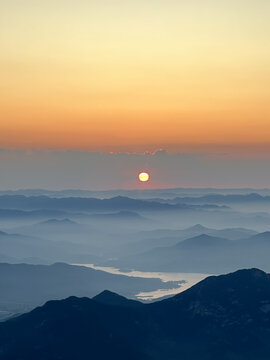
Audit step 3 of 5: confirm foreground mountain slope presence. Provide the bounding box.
[0,296,149,360]
[1,269,270,359]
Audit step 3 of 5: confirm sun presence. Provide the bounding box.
[138,171,150,182]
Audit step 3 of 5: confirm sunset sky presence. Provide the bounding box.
[1,0,270,153]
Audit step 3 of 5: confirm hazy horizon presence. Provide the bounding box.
[1,148,270,190]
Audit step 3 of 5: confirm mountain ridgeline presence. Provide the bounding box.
[1,190,270,358]
[0,263,177,315]
[109,230,270,273]
[1,268,270,359]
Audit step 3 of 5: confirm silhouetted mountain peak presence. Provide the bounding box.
[93,290,142,307]
[174,234,229,248]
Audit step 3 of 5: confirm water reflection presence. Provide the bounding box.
[74,263,211,301]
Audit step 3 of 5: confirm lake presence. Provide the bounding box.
[74,263,211,300]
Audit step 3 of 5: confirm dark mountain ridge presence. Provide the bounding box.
[1,269,270,359]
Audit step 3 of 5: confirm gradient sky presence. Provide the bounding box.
[1,0,270,152]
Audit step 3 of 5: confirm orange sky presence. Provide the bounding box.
[0,0,269,152]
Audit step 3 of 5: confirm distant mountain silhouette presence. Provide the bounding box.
[1,187,270,199]
[173,233,230,249]
[0,229,97,263]
[112,230,270,273]
[138,224,257,240]
[244,231,270,243]
[89,210,148,221]
[0,208,78,220]
[126,225,257,254]
[39,218,79,225]
[0,194,184,211]
[0,194,217,213]
[0,263,176,316]
[10,217,90,239]
[172,193,268,204]
[1,269,270,359]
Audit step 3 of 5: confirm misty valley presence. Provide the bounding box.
[1,188,270,359]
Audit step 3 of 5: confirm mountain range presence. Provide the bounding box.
[1,268,270,359]
[0,229,99,263]
[123,224,257,254]
[0,262,177,317]
[111,231,270,273]
[0,195,228,213]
